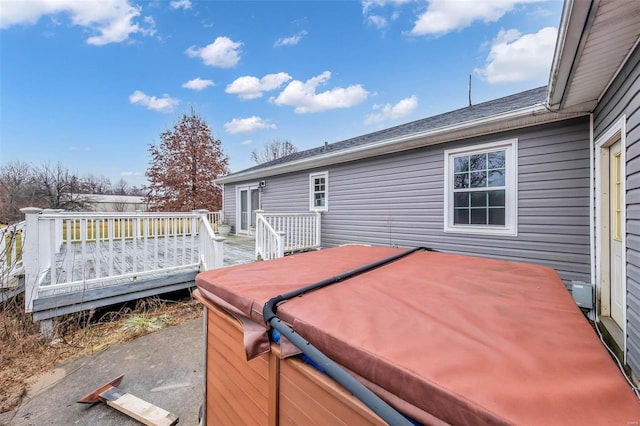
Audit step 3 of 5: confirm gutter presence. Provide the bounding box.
[218,103,561,184]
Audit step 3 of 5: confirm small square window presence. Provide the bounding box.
[309,172,328,211]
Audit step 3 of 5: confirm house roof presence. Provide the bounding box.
[219,0,639,185]
[548,0,640,111]
[218,86,574,184]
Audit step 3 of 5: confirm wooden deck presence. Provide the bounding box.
[31,234,256,321]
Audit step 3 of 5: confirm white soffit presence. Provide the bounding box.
[559,0,640,111]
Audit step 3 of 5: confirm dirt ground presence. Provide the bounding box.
[0,290,202,413]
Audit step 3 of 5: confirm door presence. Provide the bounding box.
[237,185,260,233]
[239,188,249,233]
[610,139,624,327]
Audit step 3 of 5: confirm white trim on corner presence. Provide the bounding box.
[594,114,627,362]
[589,114,595,290]
[309,171,329,212]
[443,139,518,236]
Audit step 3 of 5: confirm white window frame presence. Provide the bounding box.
[309,171,329,212]
[443,139,518,236]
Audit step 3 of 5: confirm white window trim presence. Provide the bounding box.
[443,139,518,236]
[309,171,329,212]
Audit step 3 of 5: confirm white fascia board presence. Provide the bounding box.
[216,104,570,184]
[547,0,594,110]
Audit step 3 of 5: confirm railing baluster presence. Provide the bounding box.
[154,218,159,270]
[181,217,187,265]
[49,219,56,285]
[121,218,126,274]
[133,217,138,274]
[143,217,148,274]
[80,218,87,281]
[173,218,178,267]
[190,216,196,264]
[96,218,101,278]
[164,218,169,268]
[108,218,114,276]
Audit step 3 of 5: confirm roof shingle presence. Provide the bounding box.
[230,86,547,176]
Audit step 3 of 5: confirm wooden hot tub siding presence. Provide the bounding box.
[196,292,385,425]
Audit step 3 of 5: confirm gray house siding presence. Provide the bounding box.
[222,184,236,226]
[227,117,591,283]
[595,43,640,374]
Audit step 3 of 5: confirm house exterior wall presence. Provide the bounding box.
[225,117,591,284]
[222,184,236,226]
[594,43,640,375]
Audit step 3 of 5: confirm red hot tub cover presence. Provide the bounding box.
[196,245,640,425]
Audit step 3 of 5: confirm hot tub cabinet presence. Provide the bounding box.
[194,294,386,425]
[195,246,640,425]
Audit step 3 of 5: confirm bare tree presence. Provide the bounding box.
[34,162,92,211]
[112,198,129,212]
[81,174,112,194]
[113,178,129,195]
[128,185,146,196]
[0,161,39,224]
[251,139,298,164]
[145,110,229,212]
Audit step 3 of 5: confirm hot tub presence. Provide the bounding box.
[195,245,640,425]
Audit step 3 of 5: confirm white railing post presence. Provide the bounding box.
[255,210,264,258]
[20,207,42,312]
[315,212,321,248]
[52,209,64,253]
[40,210,57,286]
[276,231,286,259]
[213,236,225,268]
[196,210,225,270]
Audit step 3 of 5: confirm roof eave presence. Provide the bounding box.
[547,0,597,110]
[217,105,581,184]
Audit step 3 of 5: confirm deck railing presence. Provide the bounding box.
[198,210,225,270]
[255,211,321,260]
[19,208,225,312]
[207,211,224,228]
[255,214,285,260]
[1,220,26,289]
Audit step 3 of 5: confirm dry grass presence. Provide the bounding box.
[0,291,202,413]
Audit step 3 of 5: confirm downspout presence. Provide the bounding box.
[263,247,434,426]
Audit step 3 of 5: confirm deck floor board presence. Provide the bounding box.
[35,234,256,302]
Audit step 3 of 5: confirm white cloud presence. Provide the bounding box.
[120,171,142,177]
[274,30,308,47]
[0,0,155,45]
[365,95,418,124]
[475,27,557,83]
[367,15,388,29]
[362,0,413,15]
[185,36,242,68]
[224,117,276,135]
[170,0,192,10]
[129,90,179,113]
[225,72,292,100]
[182,77,215,91]
[411,0,544,36]
[241,140,253,145]
[271,71,369,113]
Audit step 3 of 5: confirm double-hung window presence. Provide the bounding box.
[444,139,517,235]
[310,171,328,211]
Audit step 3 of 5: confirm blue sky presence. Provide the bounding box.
[0,0,563,187]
